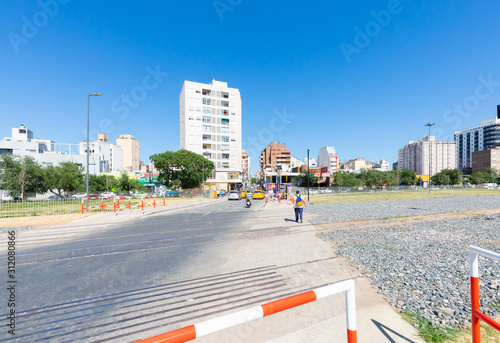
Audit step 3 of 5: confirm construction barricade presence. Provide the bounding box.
[81,196,167,218]
[469,245,500,342]
[135,279,357,343]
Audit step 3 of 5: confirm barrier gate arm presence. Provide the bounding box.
[135,279,357,343]
[470,245,500,343]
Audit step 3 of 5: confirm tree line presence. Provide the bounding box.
[294,168,498,188]
[0,154,146,200]
[0,149,216,200]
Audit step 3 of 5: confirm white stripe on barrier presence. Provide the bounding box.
[136,278,357,343]
[195,306,264,338]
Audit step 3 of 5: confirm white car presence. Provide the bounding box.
[100,191,116,198]
[228,190,241,200]
[1,193,14,201]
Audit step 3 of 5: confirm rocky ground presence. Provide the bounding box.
[308,195,500,223]
[314,196,500,330]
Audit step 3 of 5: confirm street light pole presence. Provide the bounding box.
[86,93,102,211]
[425,123,435,194]
[307,148,310,202]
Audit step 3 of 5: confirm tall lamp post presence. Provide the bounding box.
[86,93,102,211]
[425,123,435,193]
[307,148,310,202]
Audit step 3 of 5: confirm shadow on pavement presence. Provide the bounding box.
[371,319,417,343]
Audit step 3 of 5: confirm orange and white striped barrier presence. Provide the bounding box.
[135,279,357,343]
[469,246,500,342]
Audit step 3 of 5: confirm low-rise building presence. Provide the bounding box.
[0,124,123,174]
[471,147,500,173]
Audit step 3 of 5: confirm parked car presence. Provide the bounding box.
[100,191,116,198]
[166,190,180,197]
[46,195,64,201]
[252,190,265,199]
[1,192,14,201]
[228,190,241,200]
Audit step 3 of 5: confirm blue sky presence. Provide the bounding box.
[2,0,500,174]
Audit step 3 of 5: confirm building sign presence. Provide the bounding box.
[136,173,159,186]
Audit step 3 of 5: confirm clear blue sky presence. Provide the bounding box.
[2,1,500,174]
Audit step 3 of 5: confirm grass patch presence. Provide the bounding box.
[309,189,500,204]
[401,312,457,343]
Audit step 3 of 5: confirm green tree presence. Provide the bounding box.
[250,177,257,184]
[150,150,215,189]
[431,169,461,185]
[88,174,107,192]
[43,162,84,197]
[116,173,145,195]
[0,154,46,200]
[385,170,399,187]
[399,169,417,186]
[294,171,318,187]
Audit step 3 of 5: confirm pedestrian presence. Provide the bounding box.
[293,190,306,223]
[220,189,223,198]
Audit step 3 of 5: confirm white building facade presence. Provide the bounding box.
[79,135,123,174]
[317,146,339,174]
[0,124,122,175]
[180,79,242,189]
[398,136,456,176]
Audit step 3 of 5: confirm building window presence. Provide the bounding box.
[202,116,211,123]
[202,108,211,114]
[202,98,211,105]
[221,118,229,125]
[188,117,194,121]
[231,112,235,116]
[222,144,229,151]
[196,90,201,94]
[222,136,229,142]
[202,125,211,132]
[221,127,229,133]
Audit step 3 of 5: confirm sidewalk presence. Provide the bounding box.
[197,200,424,343]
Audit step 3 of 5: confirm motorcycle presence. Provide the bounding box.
[246,198,252,208]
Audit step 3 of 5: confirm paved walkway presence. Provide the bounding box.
[196,199,424,343]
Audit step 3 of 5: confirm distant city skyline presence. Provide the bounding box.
[2,1,500,174]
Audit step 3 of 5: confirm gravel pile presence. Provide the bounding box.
[320,215,500,329]
[308,195,500,223]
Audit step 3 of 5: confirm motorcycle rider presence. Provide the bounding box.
[245,190,253,206]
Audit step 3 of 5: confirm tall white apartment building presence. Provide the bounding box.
[398,136,456,176]
[180,79,242,189]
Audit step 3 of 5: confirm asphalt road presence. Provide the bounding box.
[1,198,270,342]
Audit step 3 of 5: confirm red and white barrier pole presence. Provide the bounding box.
[81,199,84,219]
[469,245,500,342]
[135,279,356,343]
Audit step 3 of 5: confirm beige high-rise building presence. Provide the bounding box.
[116,134,140,171]
[398,136,456,176]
